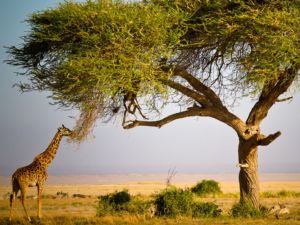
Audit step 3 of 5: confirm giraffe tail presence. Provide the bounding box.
[10,177,15,201]
[11,176,14,188]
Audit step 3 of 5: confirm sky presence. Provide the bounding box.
[0,0,299,176]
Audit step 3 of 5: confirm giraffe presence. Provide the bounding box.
[9,125,73,221]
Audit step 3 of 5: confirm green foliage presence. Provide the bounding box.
[6,0,300,142]
[192,201,221,218]
[230,199,267,218]
[6,0,185,105]
[97,187,220,218]
[5,0,190,143]
[152,186,220,218]
[191,180,223,197]
[97,189,152,217]
[151,0,300,94]
[153,186,194,217]
[103,188,131,205]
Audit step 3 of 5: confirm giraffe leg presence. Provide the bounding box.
[20,186,31,221]
[9,181,20,221]
[37,183,43,219]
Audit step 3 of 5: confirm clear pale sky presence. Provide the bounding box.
[0,0,299,176]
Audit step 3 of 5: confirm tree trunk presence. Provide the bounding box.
[238,137,260,208]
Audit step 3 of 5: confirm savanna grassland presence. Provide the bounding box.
[1,181,300,224]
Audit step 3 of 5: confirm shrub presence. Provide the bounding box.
[153,186,220,218]
[153,186,194,217]
[192,201,221,218]
[97,189,152,217]
[230,199,267,218]
[97,187,221,218]
[191,180,223,197]
[106,189,131,205]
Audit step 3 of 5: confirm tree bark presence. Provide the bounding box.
[238,137,260,208]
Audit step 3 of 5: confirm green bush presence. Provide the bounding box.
[105,189,131,205]
[153,186,220,218]
[191,180,223,197]
[192,201,221,218]
[97,187,221,218]
[153,186,194,217]
[230,199,267,218]
[97,189,152,217]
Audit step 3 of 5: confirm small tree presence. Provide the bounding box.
[5,0,300,208]
[165,167,177,185]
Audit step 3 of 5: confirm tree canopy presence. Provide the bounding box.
[6,0,300,143]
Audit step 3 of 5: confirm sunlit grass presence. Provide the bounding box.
[1,182,300,224]
[2,211,300,225]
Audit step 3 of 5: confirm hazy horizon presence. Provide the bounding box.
[1,163,300,177]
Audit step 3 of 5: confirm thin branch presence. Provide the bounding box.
[160,78,211,107]
[276,97,293,102]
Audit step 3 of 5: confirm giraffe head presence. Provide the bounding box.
[58,125,74,136]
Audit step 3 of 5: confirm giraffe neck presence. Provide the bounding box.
[33,131,63,168]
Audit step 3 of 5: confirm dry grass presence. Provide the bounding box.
[1,182,300,224]
[2,210,300,225]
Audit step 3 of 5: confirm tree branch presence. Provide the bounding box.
[123,107,203,129]
[171,67,225,109]
[258,131,281,146]
[246,63,300,126]
[276,97,293,102]
[160,66,224,109]
[160,79,211,107]
[123,103,251,140]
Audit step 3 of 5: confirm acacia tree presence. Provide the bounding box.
[5,0,300,208]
